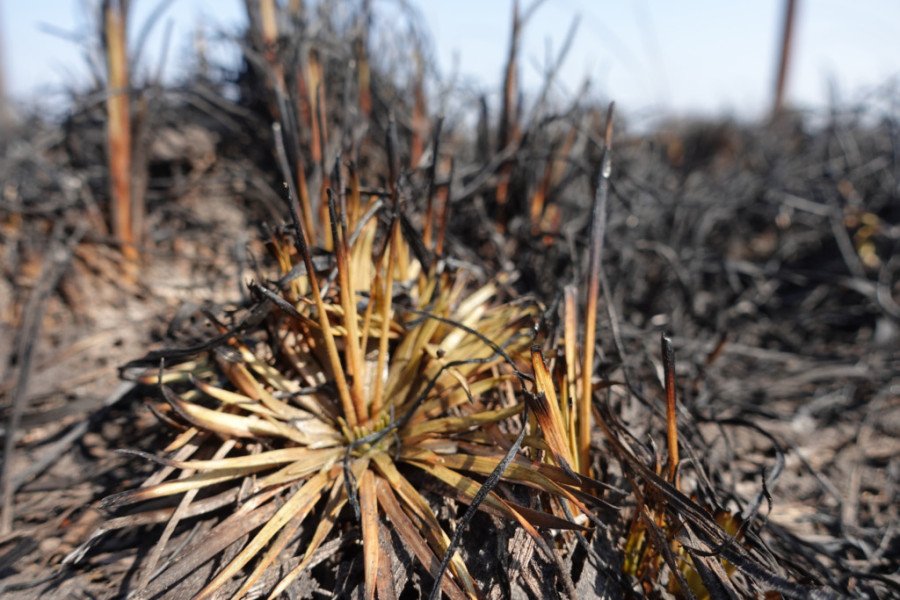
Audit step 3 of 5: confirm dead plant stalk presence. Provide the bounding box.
[104,0,136,261]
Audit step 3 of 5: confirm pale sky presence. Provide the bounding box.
[2,1,898,123]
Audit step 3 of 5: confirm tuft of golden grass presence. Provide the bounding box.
[74,152,607,597]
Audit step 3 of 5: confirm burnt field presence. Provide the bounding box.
[0,2,897,598]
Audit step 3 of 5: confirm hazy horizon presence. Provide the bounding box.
[2,0,898,125]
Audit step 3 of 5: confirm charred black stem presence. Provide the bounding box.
[428,415,529,600]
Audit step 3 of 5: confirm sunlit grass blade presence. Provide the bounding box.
[194,469,331,600]
[256,448,343,487]
[100,466,266,510]
[164,389,311,444]
[372,453,477,598]
[129,446,338,473]
[581,103,616,449]
[267,464,365,598]
[360,469,379,600]
[329,191,367,420]
[529,346,576,474]
[407,458,584,532]
[563,286,588,474]
[407,448,592,516]
[370,218,400,417]
[374,477,469,600]
[404,404,522,439]
[218,359,311,420]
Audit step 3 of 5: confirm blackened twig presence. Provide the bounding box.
[428,415,528,600]
[1,224,85,534]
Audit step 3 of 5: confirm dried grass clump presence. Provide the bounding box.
[66,108,607,597]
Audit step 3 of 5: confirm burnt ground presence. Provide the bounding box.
[0,72,898,599]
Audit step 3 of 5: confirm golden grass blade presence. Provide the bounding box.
[376,520,399,600]
[408,449,592,514]
[407,459,583,532]
[219,355,309,421]
[564,285,588,474]
[268,458,371,598]
[329,192,367,420]
[529,346,576,474]
[156,447,338,473]
[370,217,401,417]
[162,427,200,453]
[197,382,340,447]
[236,343,326,401]
[410,374,516,422]
[404,404,522,439]
[358,235,384,352]
[231,480,328,599]
[371,453,435,530]
[452,283,497,323]
[349,203,378,293]
[193,379,276,417]
[194,469,331,600]
[371,454,477,598]
[383,323,441,407]
[360,469,379,600]
[138,439,236,590]
[290,202,357,427]
[234,340,295,389]
[277,338,342,421]
[200,362,340,444]
[374,477,469,600]
[101,466,265,509]
[390,277,443,366]
[530,346,562,420]
[581,103,615,446]
[258,0,278,49]
[423,345,472,394]
[406,459,511,516]
[440,320,529,367]
[135,361,207,385]
[256,447,343,487]
[267,479,344,598]
[166,393,311,444]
